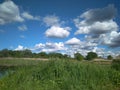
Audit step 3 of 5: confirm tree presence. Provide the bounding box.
[86,52,98,60]
[107,55,113,60]
[38,52,48,58]
[0,49,10,57]
[74,53,84,61]
[22,49,32,57]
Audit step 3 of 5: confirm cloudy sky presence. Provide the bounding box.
[0,0,120,57]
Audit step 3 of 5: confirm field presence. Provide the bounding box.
[0,58,120,90]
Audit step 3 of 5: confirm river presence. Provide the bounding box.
[0,66,14,78]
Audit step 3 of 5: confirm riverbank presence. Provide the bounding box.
[0,58,46,67]
[0,59,119,90]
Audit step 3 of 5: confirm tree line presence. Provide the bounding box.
[0,49,113,60]
[0,49,68,59]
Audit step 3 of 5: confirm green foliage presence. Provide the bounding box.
[74,53,84,61]
[0,59,119,90]
[111,59,120,71]
[0,49,69,59]
[107,55,113,60]
[48,53,63,58]
[38,52,48,58]
[109,70,120,87]
[86,52,98,60]
[110,59,120,87]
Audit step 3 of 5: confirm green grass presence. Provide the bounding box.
[0,59,120,90]
[0,59,41,66]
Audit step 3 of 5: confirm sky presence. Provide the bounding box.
[0,0,120,57]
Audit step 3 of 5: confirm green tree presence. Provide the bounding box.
[74,53,84,61]
[0,49,9,57]
[86,52,98,60]
[39,52,48,58]
[107,55,113,60]
[22,49,32,57]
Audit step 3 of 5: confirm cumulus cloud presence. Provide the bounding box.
[74,4,119,49]
[102,31,120,47]
[0,0,24,25]
[43,15,71,38]
[34,42,67,53]
[22,12,40,20]
[74,20,118,35]
[43,15,60,26]
[65,37,81,45]
[64,37,99,57]
[15,45,25,51]
[34,43,45,49]
[18,25,27,31]
[45,26,70,38]
[74,5,118,35]
[80,4,116,23]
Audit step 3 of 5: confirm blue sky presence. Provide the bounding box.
[0,0,120,57]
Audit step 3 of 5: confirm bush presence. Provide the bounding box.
[107,55,113,60]
[111,59,120,71]
[74,53,84,61]
[86,52,98,60]
[109,70,120,87]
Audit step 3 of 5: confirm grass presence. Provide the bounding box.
[0,58,120,90]
[0,58,41,66]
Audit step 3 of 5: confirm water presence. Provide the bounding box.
[0,66,11,78]
[0,66,15,78]
[0,70,7,78]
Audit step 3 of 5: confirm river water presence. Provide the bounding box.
[0,66,12,78]
[0,70,7,78]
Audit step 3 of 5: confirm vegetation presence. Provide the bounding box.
[86,52,98,60]
[74,53,84,61]
[110,59,120,86]
[0,49,69,59]
[0,59,120,90]
[107,55,113,60]
[111,59,120,71]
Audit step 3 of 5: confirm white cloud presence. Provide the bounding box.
[80,4,116,23]
[18,25,27,31]
[74,5,119,49]
[102,31,120,47]
[22,12,40,20]
[15,45,25,51]
[64,37,99,57]
[33,42,67,53]
[44,15,71,38]
[0,0,24,25]
[43,15,60,26]
[65,37,81,45]
[35,43,45,49]
[74,5,118,35]
[45,26,70,38]
[74,20,118,35]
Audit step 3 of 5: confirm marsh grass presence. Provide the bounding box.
[0,59,119,90]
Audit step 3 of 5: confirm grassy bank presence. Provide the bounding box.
[0,59,120,90]
[0,58,43,66]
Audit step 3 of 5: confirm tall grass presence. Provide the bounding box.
[0,59,119,90]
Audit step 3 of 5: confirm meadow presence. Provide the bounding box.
[0,58,120,90]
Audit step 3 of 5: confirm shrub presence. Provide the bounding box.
[86,52,98,60]
[109,70,120,87]
[107,55,113,60]
[111,59,120,71]
[74,53,84,61]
